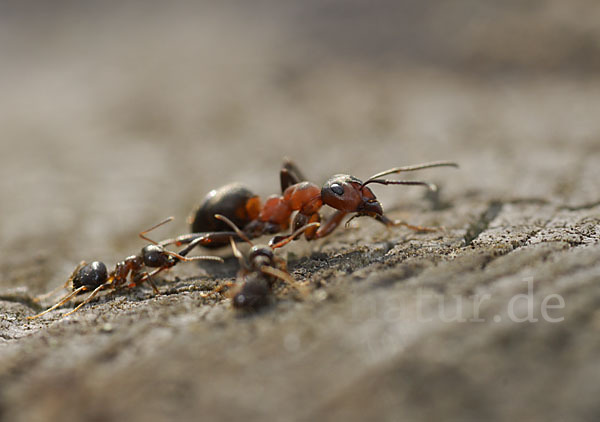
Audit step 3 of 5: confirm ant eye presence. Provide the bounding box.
[330,183,344,196]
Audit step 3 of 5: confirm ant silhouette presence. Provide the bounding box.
[161,159,458,250]
[211,214,318,312]
[28,217,223,319]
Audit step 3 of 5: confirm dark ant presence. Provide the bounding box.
[27,217,223,319]
[211,214,318,312]
[161,159,458,250]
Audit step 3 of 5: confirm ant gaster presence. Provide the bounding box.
[212,214,318,312]
[28,217,223,319]
[161,159,458,249]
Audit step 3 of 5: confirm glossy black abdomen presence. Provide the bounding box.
[189,183,259,240]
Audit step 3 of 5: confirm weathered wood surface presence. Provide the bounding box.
[1,2,599,421]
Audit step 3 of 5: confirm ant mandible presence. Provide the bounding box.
[28,217,223,319]
[211,214,318,312]
[160,159,458,250]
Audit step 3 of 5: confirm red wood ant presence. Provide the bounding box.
[161,159,458,250]
[211,214,318,312]
[27,217,223,319]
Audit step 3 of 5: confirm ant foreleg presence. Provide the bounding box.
[310,210,347,240]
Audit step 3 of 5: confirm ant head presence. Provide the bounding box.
[73,261,108,290]
[232,275,271,310]
[248,245,275,271]
[321,174,384,218]
[141,244,171,268]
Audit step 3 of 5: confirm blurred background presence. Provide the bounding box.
[1,1,599,276]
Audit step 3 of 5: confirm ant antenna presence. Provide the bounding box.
[162,249,224,263]
[213,214,254,246]
[361,161,458,189]
[229,237,247,269]
[259,265,297,286]
[139,216,175,245]
[361,179,438,191]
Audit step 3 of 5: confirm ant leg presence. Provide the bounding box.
[159,233,206,247]
[146,275,160,295]
[62,283,112,317]
[159,231,243,249]
[196,230,255,249]
[269,222,320,249]
[162,234,225,262]
[376,214,438,232]
[280,158,306,192]
[310,210,347,240]
[214,214,254,245]
[33,261,87,303]
[27,286,87,319]
[132,268,162,294]
[209,280,238,297]
[159,215,261,254]
[268,213,322,246]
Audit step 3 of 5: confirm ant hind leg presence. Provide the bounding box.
[27,286,87,319]
[33,261,87,303]
[62,283,112,317]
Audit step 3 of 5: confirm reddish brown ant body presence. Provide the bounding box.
[28,217,222,319]
[162,159,458,250]
[212,214,318,312]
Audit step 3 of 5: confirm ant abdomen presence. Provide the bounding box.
[189,183,261,247]
[72,261,108,292]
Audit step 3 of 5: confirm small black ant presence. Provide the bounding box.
[211,214,318,312]
[28,217,223,319]
[161,159,458,249]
